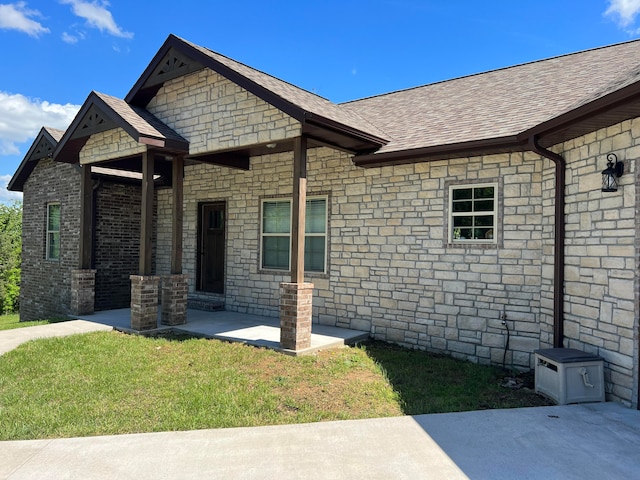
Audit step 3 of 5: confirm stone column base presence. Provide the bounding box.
[280,282,314,351]
[161,274,189,326]
[70,269,96,315]
[130,275,160,331]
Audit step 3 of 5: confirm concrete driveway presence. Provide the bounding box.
[1,402,639,479]
[1,321,639,479]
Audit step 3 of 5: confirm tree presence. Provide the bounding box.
[0,201,22,314]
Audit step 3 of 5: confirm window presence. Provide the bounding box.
[261,197,327,273]
[46,203,61,260]
[449,184,496,243]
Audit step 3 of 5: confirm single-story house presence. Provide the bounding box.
[9,34,640,408]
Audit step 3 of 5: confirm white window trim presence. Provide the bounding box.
[448,183,497,244]
[46,202,61,261]
[260,195,328,274]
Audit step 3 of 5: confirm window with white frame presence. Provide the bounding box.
[46,203,61,260]
[261,196,327,273]
[449,184,497,243]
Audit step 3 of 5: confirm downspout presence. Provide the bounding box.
[528,136,565,348]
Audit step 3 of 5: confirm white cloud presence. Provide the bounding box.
[62,31,78,43]
[0,175,22,202]
[0,2,50,37]
[0,92,79,156]
[60,0,133,38]
[605,0,640,27]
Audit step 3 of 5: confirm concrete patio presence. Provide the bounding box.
[72,308,369,355]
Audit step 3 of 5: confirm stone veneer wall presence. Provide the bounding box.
[79,128,146,165]
[558,120,639,407]
[94,181,143,310]
[20,158,81,321]
[146,69,301,154]
[155,121,639,405]
[157,148,545,367]
[146,65,637,406]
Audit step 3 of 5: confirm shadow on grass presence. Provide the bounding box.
[360,341,553,415]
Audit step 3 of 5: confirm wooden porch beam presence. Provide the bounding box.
[78,164,93,269]
[290,136,307,284]
[139,151,154,275]
[171,156,184,274]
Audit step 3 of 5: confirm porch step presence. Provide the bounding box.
[187,298,225,312]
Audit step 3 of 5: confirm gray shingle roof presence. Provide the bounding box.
[342,39,640,155]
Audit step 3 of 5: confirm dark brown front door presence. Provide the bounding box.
[198,202,225,293]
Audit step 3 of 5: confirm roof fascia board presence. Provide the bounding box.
[519,81,640,142]
[304,113,388,148]
[353,136,526,167]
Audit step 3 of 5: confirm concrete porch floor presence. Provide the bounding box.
[73,308,370,355]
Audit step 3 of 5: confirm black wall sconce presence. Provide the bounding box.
[602,153,624,192]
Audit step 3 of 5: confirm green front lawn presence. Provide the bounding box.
[0,314,51,331]
[0,329,552,441]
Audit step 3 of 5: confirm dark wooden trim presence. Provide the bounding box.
[79,165,93,269]
[290,136,307,284]
[188,152,251,170]
[171,156,184,274]
[139,151,155,275]
[353,137,526,167]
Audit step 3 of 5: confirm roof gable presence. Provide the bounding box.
[126,34,388,153]
[8,127,65,192]
[54,91,189,164]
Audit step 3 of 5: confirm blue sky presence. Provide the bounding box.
[1,0,640,201]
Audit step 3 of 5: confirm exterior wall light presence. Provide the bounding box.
[601,153,624,192]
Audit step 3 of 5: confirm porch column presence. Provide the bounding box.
[162,156,188,326]
[280,136,313,350]
[71,164,96,316]
[130,151,158,330]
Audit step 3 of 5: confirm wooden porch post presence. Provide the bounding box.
[71,164,96,316]
[171,155,184,275]
[161,154,188,326]
[139,151,155,276]
[280,136,313,351]
[78,164,93,269]
[291,136,307,283]
[131,150,160,330]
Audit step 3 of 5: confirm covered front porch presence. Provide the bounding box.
[72,308,369,356]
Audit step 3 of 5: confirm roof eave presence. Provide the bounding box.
[353,136,526,168]
[520,80,640,147]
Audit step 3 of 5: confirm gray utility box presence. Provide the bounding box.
[534,348,605,405]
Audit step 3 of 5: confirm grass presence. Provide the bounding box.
[0,328,552,441]
[0,314,52,331]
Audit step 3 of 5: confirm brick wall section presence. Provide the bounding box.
[130,275,159,330]
[280,282,313,350]
[146,69,301,154]
[79,128,146,165]
[70,269,96,315]
[161,274,189,325]
[94,181,144,310]
[20,158,81,321]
